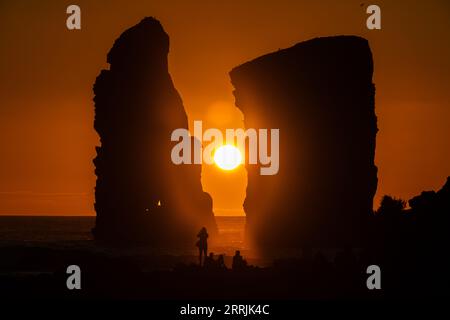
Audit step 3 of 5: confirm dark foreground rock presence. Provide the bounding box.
[0,244,445,300]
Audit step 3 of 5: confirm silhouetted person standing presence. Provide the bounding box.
[197,227,208,266]
[204,252,215,269]
[232,250,247,270]
[217,254,226,270]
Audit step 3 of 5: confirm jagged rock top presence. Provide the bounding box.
[230,35,373,85]
[107,17,169,69]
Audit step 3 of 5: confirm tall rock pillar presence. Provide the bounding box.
[230,36,377,248]
[93,17,216,244]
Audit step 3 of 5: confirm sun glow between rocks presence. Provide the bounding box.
[213,145,242,171]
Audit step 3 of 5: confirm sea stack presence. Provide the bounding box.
[230,36,378,248]
[93,17,216,244]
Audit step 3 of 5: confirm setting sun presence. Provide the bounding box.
[213,145,242,171]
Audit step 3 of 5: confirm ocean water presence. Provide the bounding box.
[0,216,94,241]
[0,216,282,268]
[0,216,246,244]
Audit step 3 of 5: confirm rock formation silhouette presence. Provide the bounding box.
[230,36,377,248]
[92,17,216,244]
[370,176,450,296]
[373,176,450,250]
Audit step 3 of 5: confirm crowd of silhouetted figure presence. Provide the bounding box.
[196,226,253,271]
[201,250,253,271]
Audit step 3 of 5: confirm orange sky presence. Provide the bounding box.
[1,0,449,215]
